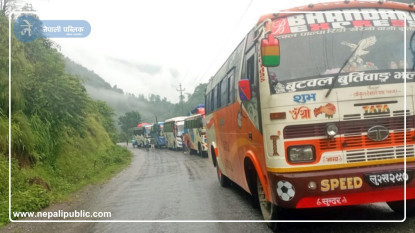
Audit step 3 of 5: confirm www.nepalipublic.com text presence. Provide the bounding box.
[12,210,112,220]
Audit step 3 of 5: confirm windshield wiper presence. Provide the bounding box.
[325,44,361,98]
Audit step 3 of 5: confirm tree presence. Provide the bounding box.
[184,83,207,114]
[94,100,117,143]
[118,111,141,133]
[1,0,19,16]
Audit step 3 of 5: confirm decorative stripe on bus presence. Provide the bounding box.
[296,187,415,209]
[267,157,415,173]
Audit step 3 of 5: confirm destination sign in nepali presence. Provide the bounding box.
[271,9,415,35]
[272,70,413,94]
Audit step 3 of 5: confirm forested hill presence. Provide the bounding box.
[65,58,116,91]
[64,57,207,123]
[0,14,131,225]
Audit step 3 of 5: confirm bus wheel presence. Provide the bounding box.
[198,144,203,157]
[387,199,415,216]
[217,166,230,187]
[257,177,282,231]
[183,144,190,154]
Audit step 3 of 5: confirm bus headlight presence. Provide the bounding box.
[287,145,315,163]
[326,123,338,137]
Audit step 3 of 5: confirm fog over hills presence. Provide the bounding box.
[64,57,206,123]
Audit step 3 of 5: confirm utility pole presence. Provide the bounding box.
[177,83,185,114]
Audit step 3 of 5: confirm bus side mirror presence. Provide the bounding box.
[261,34,280,67]
[238,79,251,101]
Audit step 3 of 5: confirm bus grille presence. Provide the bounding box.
[343,110,411,121]
[345,145,415,163]
[284,115,414,139]
[284,115,415,164]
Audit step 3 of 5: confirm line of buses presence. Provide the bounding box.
[134,1,414,229]
[203,0,414,229]
[132,105,208,157]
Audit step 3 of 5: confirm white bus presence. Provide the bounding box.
[163,116,187,150]
[133,124,151,148]
[183,114,207,157]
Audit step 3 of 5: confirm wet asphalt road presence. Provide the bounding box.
[1,144,414,233]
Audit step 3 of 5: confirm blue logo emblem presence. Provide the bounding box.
[13,15,43,42]
[13,14,91,43]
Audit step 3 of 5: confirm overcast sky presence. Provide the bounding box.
[27,0,337,103]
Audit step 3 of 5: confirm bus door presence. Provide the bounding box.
[239,42,266,189]
[244,46,261,131]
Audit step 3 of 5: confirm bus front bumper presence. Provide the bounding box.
[268,162,415,209]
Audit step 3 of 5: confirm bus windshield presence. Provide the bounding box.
[269,24,411,94]
[177,122,184,136]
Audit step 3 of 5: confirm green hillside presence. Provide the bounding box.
[0,14,131,226]
[65,57,114,91]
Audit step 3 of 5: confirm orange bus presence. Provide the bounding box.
[205,1,415,228]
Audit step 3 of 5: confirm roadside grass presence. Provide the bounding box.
[0,116,132,227]
[0,13,132,228]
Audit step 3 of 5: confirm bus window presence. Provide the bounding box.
[220,78,228,107]
[215,85,221,110]
[246,55,257,98]
[210,88,215,112]
[227,74,232,104]
[247,56,255,85]
[205,93,209,115]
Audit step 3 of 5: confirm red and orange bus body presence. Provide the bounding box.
[205,1,415,216]
[184,113,208,156]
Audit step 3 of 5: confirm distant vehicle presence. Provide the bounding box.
[164,116,187,150]
[133,127,144,147]
[191,104,205,115]
[133,123,151,147]
[183,113,207,157]
[150,122,167,148]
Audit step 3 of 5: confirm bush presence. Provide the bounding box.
[0,14,132,226]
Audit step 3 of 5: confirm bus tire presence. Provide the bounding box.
[217,165,230,187]
[387,199,415,216]
[183,144,189,154]
[198,143,203,157]
[257,177,284,232]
